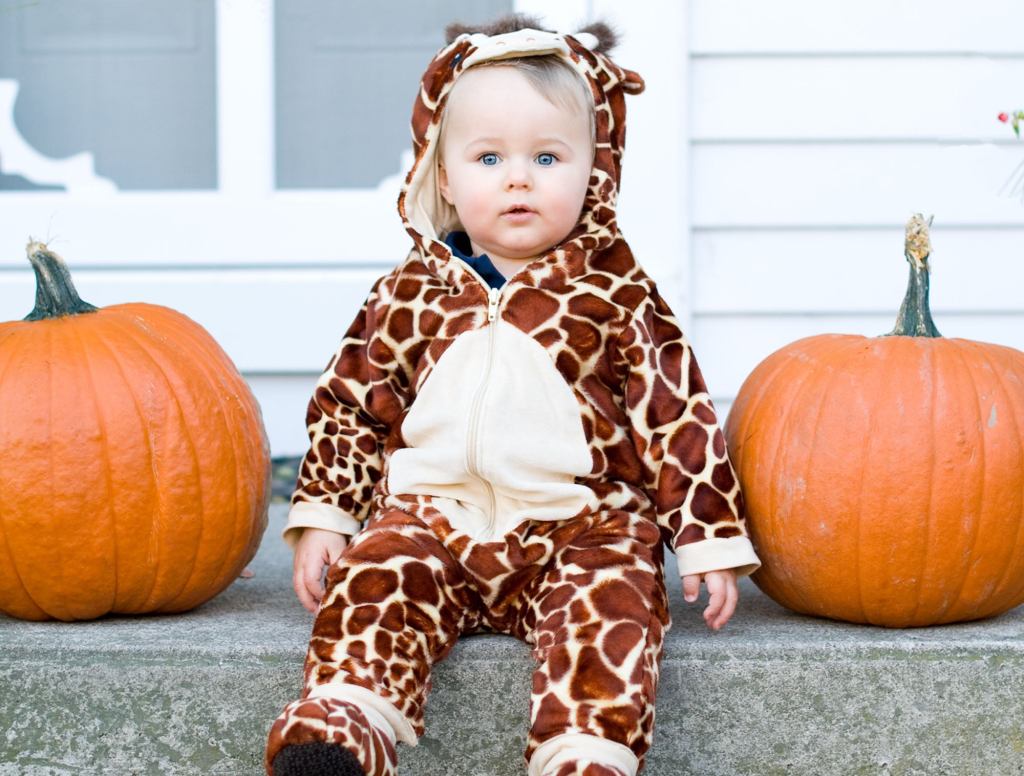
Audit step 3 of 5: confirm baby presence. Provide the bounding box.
[266,14,761,776]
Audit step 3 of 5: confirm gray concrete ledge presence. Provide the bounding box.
[2,505,1023,775]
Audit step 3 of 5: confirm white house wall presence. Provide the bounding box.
[688,0,1024,421]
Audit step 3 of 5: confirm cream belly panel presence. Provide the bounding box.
[386,320,595,540]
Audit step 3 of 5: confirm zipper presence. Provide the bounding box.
[465,286,501,536]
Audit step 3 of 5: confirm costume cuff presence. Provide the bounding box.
[528,732,638,776]
[674,535,761,579]
[282,501,362,548]
[306,683,417,746]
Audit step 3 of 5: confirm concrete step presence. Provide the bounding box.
[2,504,1023,775]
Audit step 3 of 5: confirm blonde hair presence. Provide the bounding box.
[434,54,595,235]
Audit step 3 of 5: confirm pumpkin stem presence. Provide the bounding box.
[884,213,942,338]
[24,240,99,321]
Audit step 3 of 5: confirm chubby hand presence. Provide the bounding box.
[682,568,738,631]
[292,528,349,613]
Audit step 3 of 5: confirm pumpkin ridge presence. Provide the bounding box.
[104,312,208,612]
[45,322,62,616]
[176,303,269,572]
[163,303,270,595]
[799,337,863,619]
[146,307,245,611]
[164,303,266,595]
[906,340,938,626]
[757,348,802,614]
[69,321,120,614]
[47,322,84,619]
[823,336,877,622]
[723,351,790,597]
[0,329,50,620]
[140,304,266,609]
[855,337,917,624]
[934,340,988,624]
[987,350,1024,617]
[86,315,167,612]
[978,342,1024,611]
[761,339,833,616]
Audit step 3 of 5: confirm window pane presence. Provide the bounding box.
[0,0,216,191]
[275,0,512,189]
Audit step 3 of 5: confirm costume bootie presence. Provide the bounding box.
[266,696,399,776]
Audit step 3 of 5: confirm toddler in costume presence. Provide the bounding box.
[266,14,761,776]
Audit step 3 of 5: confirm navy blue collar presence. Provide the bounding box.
[443,231,506,289]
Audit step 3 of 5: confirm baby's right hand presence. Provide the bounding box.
[292,528,349,613]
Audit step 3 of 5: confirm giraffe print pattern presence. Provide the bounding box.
[269,505,668,773]
[277,21,761,775]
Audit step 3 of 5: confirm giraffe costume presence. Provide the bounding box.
[266,22,761,776]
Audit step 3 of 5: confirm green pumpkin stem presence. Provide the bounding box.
[884,213,942,338]
[24,240,99,321]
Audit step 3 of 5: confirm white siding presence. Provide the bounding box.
[688,0,1024,420]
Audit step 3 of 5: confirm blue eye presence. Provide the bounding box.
[536,153,556,166]
[479,153,499,166]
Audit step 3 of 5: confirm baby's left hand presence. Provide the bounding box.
[682,569,738,631]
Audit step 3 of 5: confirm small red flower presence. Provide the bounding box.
[999,112,1010,122]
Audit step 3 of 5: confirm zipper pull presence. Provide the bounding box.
[487,287,501,322]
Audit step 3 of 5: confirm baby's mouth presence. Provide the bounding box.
[503,205,536,216]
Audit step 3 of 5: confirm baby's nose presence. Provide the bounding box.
[504,163,532,189]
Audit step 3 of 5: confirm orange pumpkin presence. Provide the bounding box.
[724,215,1024,627]
[0,241,270,621]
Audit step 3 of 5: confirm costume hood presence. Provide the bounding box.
[397,26,645,279]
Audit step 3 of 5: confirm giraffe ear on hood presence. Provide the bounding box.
[570,22,643,94]
[620,68,645,95]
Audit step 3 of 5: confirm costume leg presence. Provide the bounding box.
[522,511,670,776]
[266,509,480,776]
